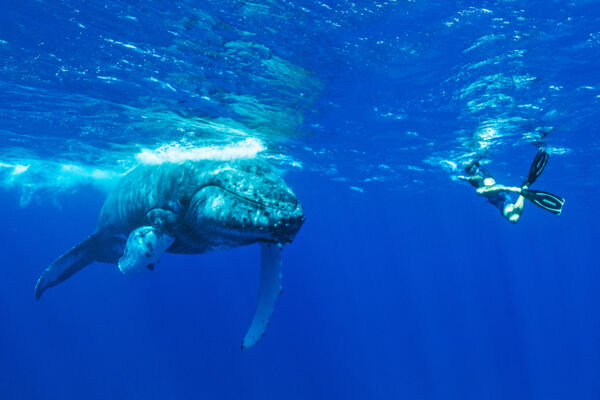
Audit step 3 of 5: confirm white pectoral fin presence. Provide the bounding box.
[242,242,283,350]
[118,226,174,275]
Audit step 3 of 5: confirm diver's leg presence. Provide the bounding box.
[502,194,526,224]
[501,187,565,219]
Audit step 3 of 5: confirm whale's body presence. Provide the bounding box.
[35,159,304,348]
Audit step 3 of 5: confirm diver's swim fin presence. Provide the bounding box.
[523,149,549,187]
[521,188,565,215]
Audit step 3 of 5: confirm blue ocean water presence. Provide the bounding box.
[1,0,599,398]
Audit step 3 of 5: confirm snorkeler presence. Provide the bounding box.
[461,149,565,223]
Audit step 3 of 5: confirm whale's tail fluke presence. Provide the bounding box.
[35,233,125,299]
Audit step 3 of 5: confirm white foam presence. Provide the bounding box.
[0,138,269,206]
[0,158,122,206]
[12,164,30,175]
[136,138,266,165]
[0,162,31,176]
[547,147,572,155]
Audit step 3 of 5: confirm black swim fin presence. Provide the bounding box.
[521,188,565,215]
[523,149,549,187]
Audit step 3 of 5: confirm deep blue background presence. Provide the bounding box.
[1,1,600,399]
[1,166,598,399]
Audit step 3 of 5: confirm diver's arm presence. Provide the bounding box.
[458,174,485,188]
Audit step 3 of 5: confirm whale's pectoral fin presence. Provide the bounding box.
[35,233,125,300]
[242,242,284,350]
[118,226,174,275]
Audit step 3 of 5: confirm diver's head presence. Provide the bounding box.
[465,160,480,175]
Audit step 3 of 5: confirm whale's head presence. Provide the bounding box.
[184,160,304,247]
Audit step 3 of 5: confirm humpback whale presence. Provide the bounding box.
[35,159,305,349]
